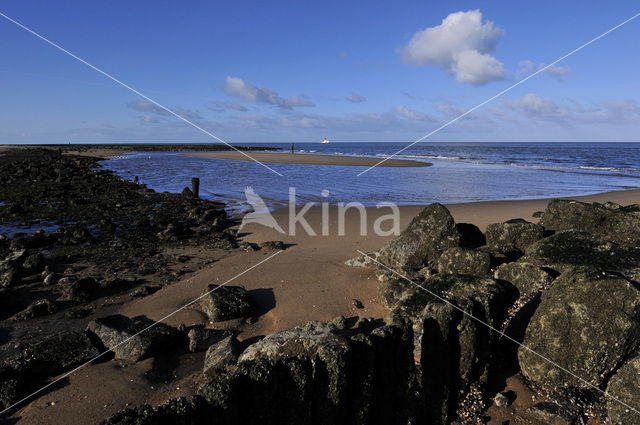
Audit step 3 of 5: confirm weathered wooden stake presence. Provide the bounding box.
[192,177,200,198]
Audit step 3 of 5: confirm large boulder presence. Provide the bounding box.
[540,199,640,245]
[87,315,180,361]
[389,274,518,424]
[200,285,254,322]
[203,336,241,376]
[100,396,209,425]
[518,268,640,391]
[11,299,56,322]
[485,219,544,258]
[520,230,640,275]
[606,355,640,425]
[494,262,555,296]
[376,203,461,272]
[0,249,26,287]
[437,247,491,276]
[198,320,416,425]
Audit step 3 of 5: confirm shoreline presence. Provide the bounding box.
[185,151,433,167]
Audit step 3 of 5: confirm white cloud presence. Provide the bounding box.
[127,100,202,120]
[503,93,566,120]
[346,93,366,103]
[224,76,315,109]
[209,100,248,112]
[517,60,572,80]
[393,105,429,121]
[398,10,506,86]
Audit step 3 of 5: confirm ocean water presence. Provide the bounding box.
[101,142,640,214]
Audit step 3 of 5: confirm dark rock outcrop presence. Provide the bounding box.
[540,199,640,245]
[376,203,461,272]
[87,315,179,361]
[518,268,640,391]
[485,219,544,258]
[494,262,555,296]
[606,355,640,425]
[11,299,56,321]
[520,230,640,275]
[200,285,254,322]
[389,274,518,424]
[437,247,491,276]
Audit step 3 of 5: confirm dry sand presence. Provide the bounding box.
[11,188,640,424]
[186,151,432,167]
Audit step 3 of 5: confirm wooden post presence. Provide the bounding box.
[192,177,200,198]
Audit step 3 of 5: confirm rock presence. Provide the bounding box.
[9,331,100,377]
[187,327,234,353]
[519,268,640,391]
[540,199,640,245]
[606,355,640,425]
[200,285,254,322]
[43,272,58,286]
[377,276,409,309]
[22,252,43,273]
[494,262,555,296]
[87,315,179,361]
[259,241,286,250]
[493,392,510,407]
[456,223,486,248]
[352,299,364,309]
[527,402,576,425]
[520,230,640,274]
[389,274,518,424]
[532,210,544,218]
[203,336,241,376]
[197,320,415,425]
[59,276,100,302]
[0,377,18,410]
[329,315,347,330]
[11,299,56,321]
[376,203,461,272]
[437,247,491,276]
[345,251,378,268]
[0,249,26,287]
[181,187,194,197]
[485,219,544,258]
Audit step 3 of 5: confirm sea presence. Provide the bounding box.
[101,142,640,215]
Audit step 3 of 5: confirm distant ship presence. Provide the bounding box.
[321,138,330,144]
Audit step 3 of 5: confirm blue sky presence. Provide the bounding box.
[1,1,639,144]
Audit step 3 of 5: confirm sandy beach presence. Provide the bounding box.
[186,151,432,167]
[11,184,640,424]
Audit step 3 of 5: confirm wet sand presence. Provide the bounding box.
[185,151,432,167]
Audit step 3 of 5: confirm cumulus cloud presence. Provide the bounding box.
[503,93,566,120]
[224,76,315,109]
[517,60,572,80]
[393,105,430,121]
[209,101,248,112]
[127,100,202,120]
[346,93,366,103]
[398,10,506,85]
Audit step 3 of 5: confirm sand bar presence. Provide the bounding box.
[186,151,432,167]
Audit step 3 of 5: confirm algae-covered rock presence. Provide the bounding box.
[520,230,640,274]
[494,262,555,296]
[389,274,518,424]
[437,247,491,276]
[87,314,179,361]
[200,285,254,322]
[100,396,209,425]
[187,327,234,353]
[519,268,640,391]
[376,203,461,272]
[540,199,640,245]
[11,299,56,322]
[485,219,544,258]
[59,276,100,302]
[606,355,640,425]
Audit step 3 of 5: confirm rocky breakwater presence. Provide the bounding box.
[349,200,640,424]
